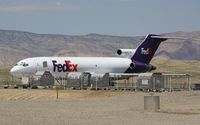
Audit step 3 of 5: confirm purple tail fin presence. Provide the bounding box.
[131,34,167,64]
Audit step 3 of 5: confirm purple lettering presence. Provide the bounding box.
[52,60,78,73]
[52,60,58,72]
[58,64,63,72]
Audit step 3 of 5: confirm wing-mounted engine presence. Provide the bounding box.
[117,49,136,58]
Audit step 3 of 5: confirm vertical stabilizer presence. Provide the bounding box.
[131,34,167,64]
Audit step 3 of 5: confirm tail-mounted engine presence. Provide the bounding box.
[128,61,157,73]
[146,64,157,71]
[117,49,136,58]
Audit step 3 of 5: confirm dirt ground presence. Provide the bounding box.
[0,89,200,125]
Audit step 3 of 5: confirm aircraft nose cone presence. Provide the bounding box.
[10,67,20,77]
[10,67,16,75]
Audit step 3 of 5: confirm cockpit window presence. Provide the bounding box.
[16,62,29,67]
[23,63,28,67]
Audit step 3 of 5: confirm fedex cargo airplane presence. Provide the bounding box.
[10,34,169,79]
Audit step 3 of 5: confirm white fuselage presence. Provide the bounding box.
[10,57,132,78]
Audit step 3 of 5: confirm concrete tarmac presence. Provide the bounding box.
[0,89,199,125]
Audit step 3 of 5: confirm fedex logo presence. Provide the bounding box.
[52,60,78,72]
[141,48,152,55]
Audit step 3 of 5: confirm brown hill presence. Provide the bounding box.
[0,30,200,66]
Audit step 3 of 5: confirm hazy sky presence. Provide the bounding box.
[0,0,199,36]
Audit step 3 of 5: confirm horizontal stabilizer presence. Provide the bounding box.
[151,35,200,41]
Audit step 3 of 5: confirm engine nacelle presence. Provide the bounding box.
[147,64,157,71]
[128,62,157,73]
[117,49,136,58]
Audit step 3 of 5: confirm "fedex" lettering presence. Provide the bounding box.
[52,60,78,72]
[141,48,152,55]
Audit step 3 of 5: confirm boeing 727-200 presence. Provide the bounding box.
[10,34,170,82]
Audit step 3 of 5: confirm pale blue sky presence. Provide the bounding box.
[0,0,199,36]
